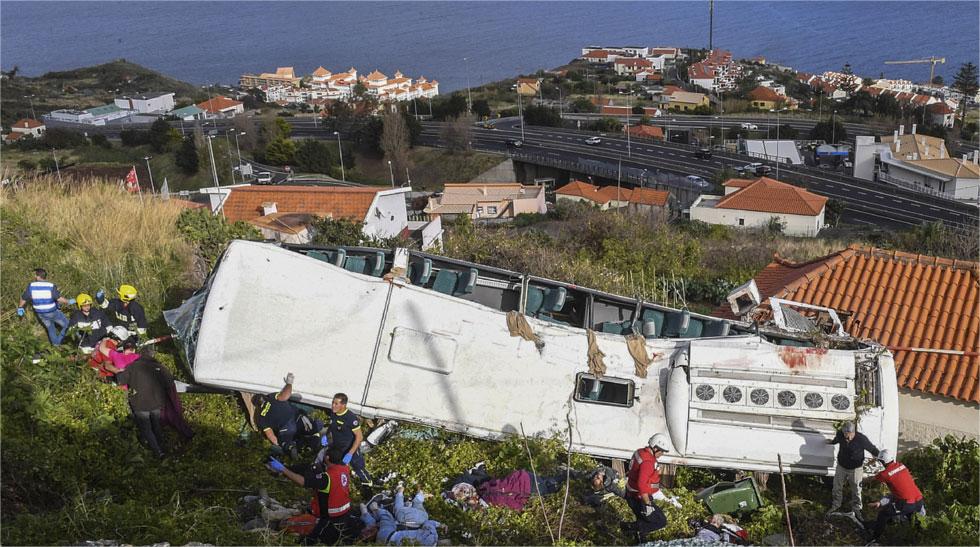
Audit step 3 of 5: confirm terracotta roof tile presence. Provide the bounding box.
[748,86,784,102]
[196,96,244,114]
[626,125,664,140]
[556,180,631,204]
[715,177,827,216]
[628,187,670,206]
[713,246,979,402]
[12,118,44,129]
[221,185,384,223]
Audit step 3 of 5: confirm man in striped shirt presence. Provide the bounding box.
[17,268,74,345]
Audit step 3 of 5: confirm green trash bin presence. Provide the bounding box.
[696,477,765,515]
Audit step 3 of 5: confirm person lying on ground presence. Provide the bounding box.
[443,462,567,511]
[360,484,445,546]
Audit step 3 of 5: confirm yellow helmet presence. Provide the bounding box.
[76,293,93,307]
[117,284,138,302]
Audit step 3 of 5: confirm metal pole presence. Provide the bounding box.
[405,167,411,187]
[558,86,563,119]
[777,455,796,547]
[518,90,526,141]
[27,95,36,119]
[224,131,235,183]
[206,135,219,187]
[334,132,346,182]
[144,156,156,194]
[387,160,395,187]
[234,131,244,182]
[832,111,837,144]
[464,57,472,114]
[52,149,62,184]
[775,110,781,181]
[626,91,632,158]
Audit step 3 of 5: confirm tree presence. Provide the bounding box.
[441,114,474,154]
[175,136,199,175]
[380,108,411,184]
[571,97,597,113]
[632,104,645,115]
[953,62,979,122]
[838,63,858,95]
[876,93,901,119]
[825,199,845,227]
[472,99,491,119]
[17,159,36,172]
[120,129,149,147]
[89,134,111,149]
[809,120,847,144]
[265,137,296,166]
[431,93,468,121]
[294,139,332,174]
[148,118,174,152]
[522,104,561,127]
[590,117,622,132]
[932,75,944,86]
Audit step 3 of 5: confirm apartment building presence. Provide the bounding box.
[239,67,301,89]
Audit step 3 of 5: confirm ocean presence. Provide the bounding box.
[2,1,977,92]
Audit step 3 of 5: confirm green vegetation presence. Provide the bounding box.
[2,177,978,545]
[1,60,205,127]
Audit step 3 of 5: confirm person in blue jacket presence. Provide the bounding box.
[17,268,74,345]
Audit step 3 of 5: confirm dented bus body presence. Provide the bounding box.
[165,240,898,475]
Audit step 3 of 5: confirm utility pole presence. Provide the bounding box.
[206,135,219,187]
[144,156,157,194]
[709,0,714,51]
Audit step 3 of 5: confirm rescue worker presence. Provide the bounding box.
[67,293,110,354]
[325,392,373,485]
[17,268,74,345]
[625,433,680,543]
[99,284,148,337]
[253,373,322,458]
[826,421,879,516]
[360,484,444,546]
[267,447,359,545]
[865,449,925,543]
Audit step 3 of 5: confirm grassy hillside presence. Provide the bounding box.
[1,177,976,545]
[1,60,205,127]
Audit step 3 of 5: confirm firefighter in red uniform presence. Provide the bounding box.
[624,433,676,543]
[267,447,360,544]
[865,449,925,543]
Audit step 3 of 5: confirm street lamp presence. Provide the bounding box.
[25,94,36,119]
[143,156,156,194]
[513,85,526,142]
[625,89,632,158]
[463,57,473,114]
[387,160,395,188]
[205,135,219,187]
[831,110,838,144]
[232,130,245,182]
[333,131,346,182]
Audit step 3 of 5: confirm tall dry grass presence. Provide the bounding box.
[1,175,196,316]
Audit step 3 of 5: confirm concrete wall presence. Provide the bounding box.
[690,198,824,236]
[363,189,409,239]
[897,388,979,452]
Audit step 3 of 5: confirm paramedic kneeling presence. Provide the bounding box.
[866,449,925,542]
[268,447,358,545]
[625,433,675,542]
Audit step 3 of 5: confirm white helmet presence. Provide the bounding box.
[878,449,894,464]
[648,433,671,453]
[108,326,131,341]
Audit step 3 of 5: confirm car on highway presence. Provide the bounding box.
[506,138,523,148]
[735,162,763,175]
[740,122,758,130]
[694,147,713,159]
[585,136,602,145]
[685,175,711,188]
[255,171,273,184]
[755,165,772,176]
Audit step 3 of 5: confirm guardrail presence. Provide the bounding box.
[876,172,952,199]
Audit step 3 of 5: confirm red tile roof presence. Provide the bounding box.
[616,58,653,68]
[629,187,670,206]
[928,102,955,114]
[583,50,612,59]
[556,180,631,204]
[722,178,760,189]
[748,86,783,102]
[688,62,716,80]
[911,94,933,106]
[713,246,979,402]
[12,118,44,129]
[196,96,244,114]
[715,177,827,216]
[626,125,664,140]
[221,185,384,223]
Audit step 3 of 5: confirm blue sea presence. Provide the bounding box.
[2,1,977,92]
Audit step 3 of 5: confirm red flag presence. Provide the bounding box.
[125,167,139,193]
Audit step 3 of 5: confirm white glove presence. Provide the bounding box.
[643,504,656,517]
[668,496,682,509]
[284,372,295,385]
[651,490,667,502]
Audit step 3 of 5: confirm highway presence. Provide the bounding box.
[414,118,978,230]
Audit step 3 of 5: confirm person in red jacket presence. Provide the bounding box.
[267,447,359,545]
[866,449,925,543]
[624,433,677,542]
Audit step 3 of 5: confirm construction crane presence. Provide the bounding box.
[885,57,946,84]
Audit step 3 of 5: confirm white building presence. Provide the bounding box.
[743,140,804,165]
[113,92,175,114]
[5,118,46,142]
[689,177,827,237]
[45,103,131,126]
[853,129,980,201]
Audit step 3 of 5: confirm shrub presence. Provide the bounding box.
[175,208,261,269]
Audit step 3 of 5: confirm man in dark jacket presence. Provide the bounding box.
[104,356,173,458]
[826,421,879,516]
[67,293,110,354]
[583,465,625,507]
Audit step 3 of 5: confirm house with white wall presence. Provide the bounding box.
[114,92,175,114]
[689,177,827,236]
[5,118,46,142]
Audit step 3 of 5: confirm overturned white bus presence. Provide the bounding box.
[165,240,898,475]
